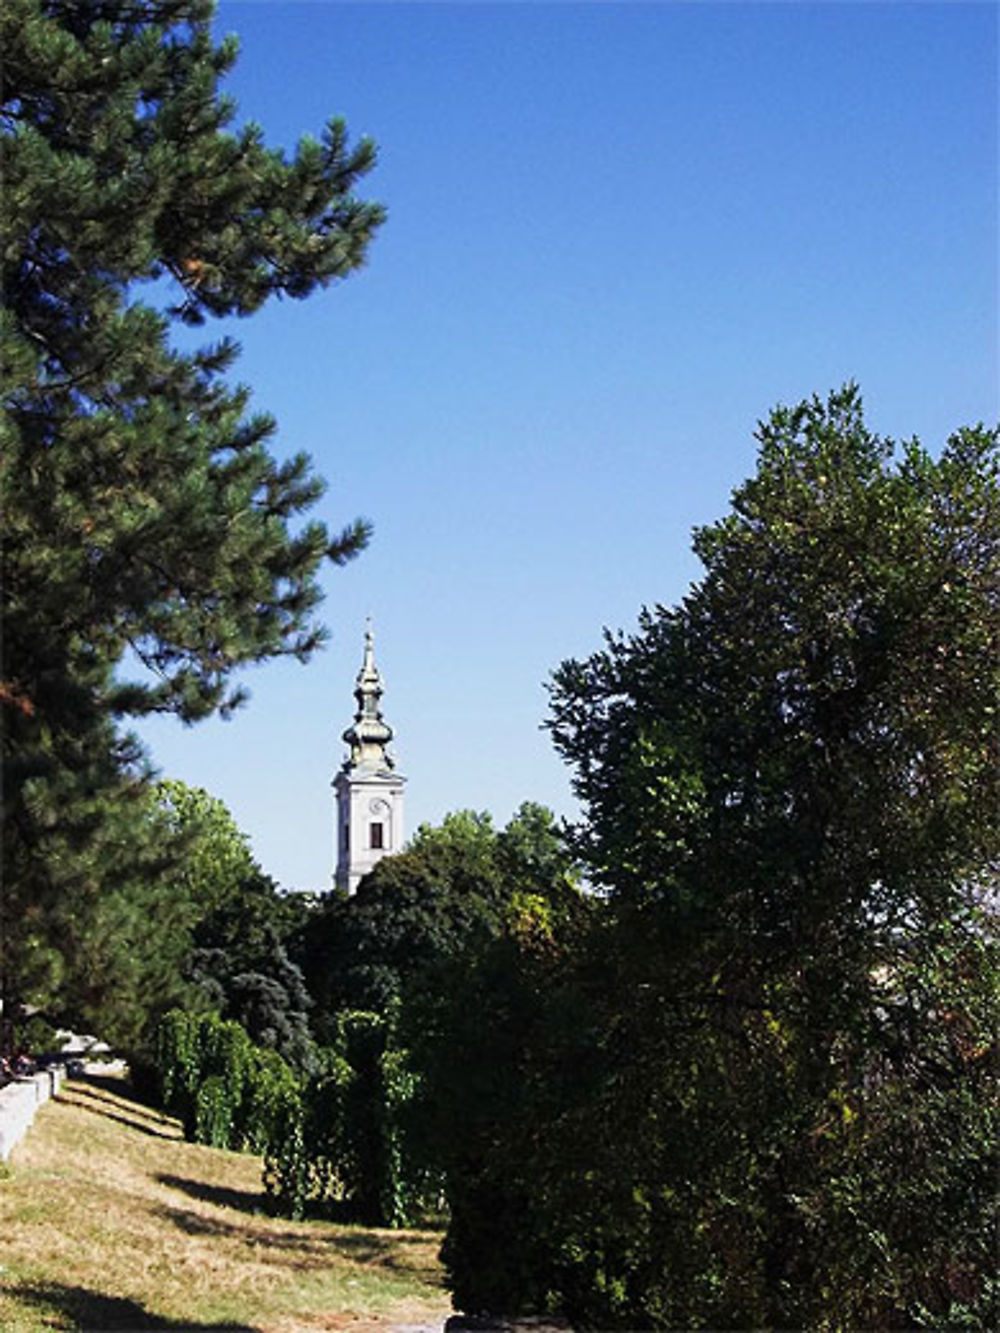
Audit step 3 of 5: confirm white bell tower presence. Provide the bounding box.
[333,622,405,893]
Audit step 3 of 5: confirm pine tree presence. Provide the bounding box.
[0,0,384,1034]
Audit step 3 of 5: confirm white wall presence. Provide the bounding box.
[334,771,406,893]
[0,1066,65,1162]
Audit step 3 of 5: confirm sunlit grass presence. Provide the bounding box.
[0,1073,448,1332]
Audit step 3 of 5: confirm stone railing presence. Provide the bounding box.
[0,1065,66,1162]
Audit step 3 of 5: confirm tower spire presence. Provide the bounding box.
[333,623,406,893]
[342,620,395,771]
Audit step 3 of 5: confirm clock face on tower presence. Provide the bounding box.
[369,798,390,815]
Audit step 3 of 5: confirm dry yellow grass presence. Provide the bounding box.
[0,1072,451,1332]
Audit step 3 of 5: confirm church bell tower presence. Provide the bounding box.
[333,623,405,893]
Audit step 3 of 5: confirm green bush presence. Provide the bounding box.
[154,1006,436,1228]
[154,1008,298,1156]
[432,903,999,1329]
[263,1009,432,1226]
[12,1013,60,1056]
[243,1048,302,1156]
[155,1009,201,1131]
[194,1074,233,1149]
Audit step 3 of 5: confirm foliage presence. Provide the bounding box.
[154,780,257,913]
[219,963,315,1073]
[8,1011,60,1055]
[496,802,577,898]
[5,778,205,1057]
[1,776,314,1065]
[283,804,579,1230]
[153,1005,425,1228]
[439,388,1000,1327]
[188,866,317,1072]
[155,1007,203,1121]
[154,1007,299,1156]
[264,1008,428,1228]
[152,780,317,1069]
[241,1046,302,1156]
[298,804,576,1026]
[409,887,597,1316]
[1,0,382,1036]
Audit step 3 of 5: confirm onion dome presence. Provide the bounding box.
[341,622,396,771]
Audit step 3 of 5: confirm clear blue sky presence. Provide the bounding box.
[135,0,998,892]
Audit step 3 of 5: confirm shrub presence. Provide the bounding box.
[263,1009,432,1226]
[154,1008,298,1155]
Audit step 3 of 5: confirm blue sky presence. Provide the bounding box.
[135,0,998,891]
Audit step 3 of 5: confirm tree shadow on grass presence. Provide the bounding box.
[156,1173,267,1215]
[10,1281,258,1331]
[155,1173,415,1257]
[153,1201,249,1242]
[77,1069,159,1111]
[152,1197,394,1262]
[151,1191,439,1280]
[56,1083,179,1141]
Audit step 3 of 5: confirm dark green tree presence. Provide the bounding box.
[299,811,502,1023]
[285,805,583,1228]
[298,805,576,1025]
[159,779,316,1070]
[1,0,383,1030]
[15,775,199,1054]
[442,388,999,1328]
[15,777,314,1062]
[411,875,599,1308]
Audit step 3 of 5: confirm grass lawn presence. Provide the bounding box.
[0,1072,450,1332]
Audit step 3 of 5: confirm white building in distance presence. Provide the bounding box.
[332,624,405,893]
